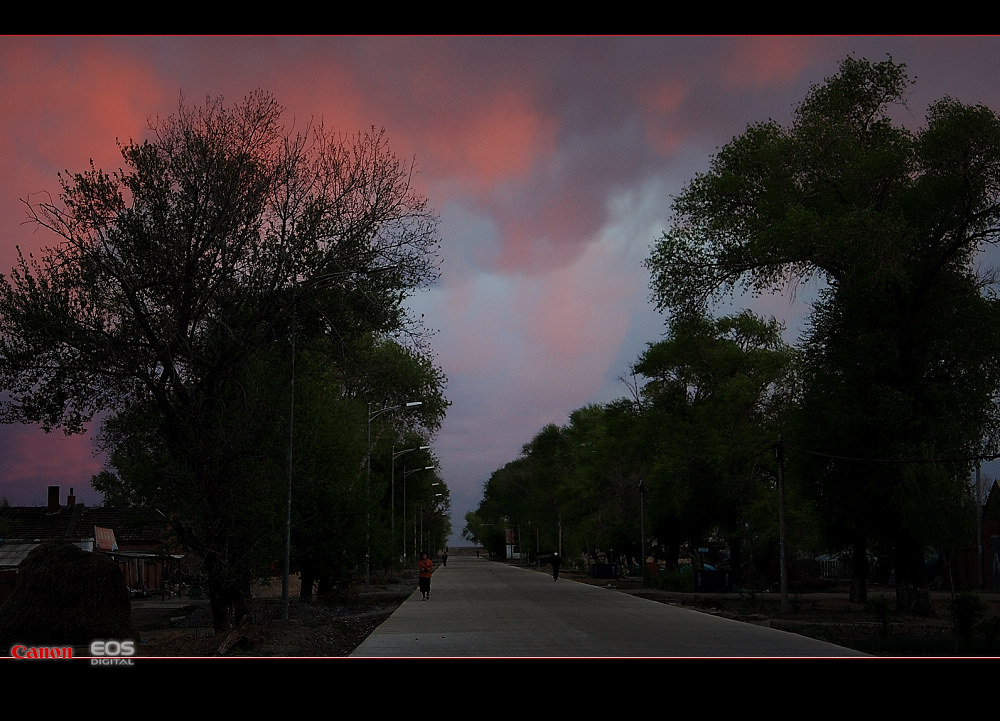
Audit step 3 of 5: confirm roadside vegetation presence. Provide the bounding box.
[466,56,1000,620]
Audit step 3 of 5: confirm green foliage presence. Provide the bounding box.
[949,591,989,642]
[649,569,693,592]
[646,55,1000,594]
[633,309,797,574]
[979,615,1000,644]
[866,594,893,638]
[0,92,443,629]
[471,308,796,580]
[462,510,506,558]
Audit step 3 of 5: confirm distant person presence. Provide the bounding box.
[418,551,434,600]
[551,551,561,581]
[442,550,448,567]
[476,550,480,559]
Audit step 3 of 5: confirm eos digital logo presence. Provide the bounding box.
[90,640,136,666]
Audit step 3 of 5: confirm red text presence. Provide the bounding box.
[10,645,74,659]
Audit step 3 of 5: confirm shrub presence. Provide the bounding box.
[949,591,988,643]
[866,594,893,638]
[651,570,693,592]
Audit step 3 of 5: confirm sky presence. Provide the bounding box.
[2,36,1000,547]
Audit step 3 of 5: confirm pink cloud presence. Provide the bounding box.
[419,86,558,193]
[0,40,169,274]
[0,40,164,169]
[639,82,690,156]
[719,37,816,89]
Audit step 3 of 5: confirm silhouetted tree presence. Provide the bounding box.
[645,56,1000,607]
[0,91,441,629]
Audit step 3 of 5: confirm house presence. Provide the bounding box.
[977,478,1000,591]
[950,479,1000,592]
[0,486,182,605]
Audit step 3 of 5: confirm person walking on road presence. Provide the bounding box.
[551,551,561,581]
[442,550,448,567]
[418,551,434,600]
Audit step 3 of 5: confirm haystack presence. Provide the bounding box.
[0,541,137,648]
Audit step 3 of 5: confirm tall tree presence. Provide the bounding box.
[646,56,1000,605]
[633,310,797,579]
[0,91,441,629]
[559,402,647,567]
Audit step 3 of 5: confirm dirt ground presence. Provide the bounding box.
[604,574,1000,656]
[133,582,413,657]
[132,568,1000,657]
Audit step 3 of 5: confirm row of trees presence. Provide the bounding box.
[466,311,796,581]
[0,92,449,630]
[467,56,1000,610]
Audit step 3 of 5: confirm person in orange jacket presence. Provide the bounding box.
[418,551,433,600]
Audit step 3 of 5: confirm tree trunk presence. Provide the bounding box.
[849,539,868,604]
[299,569,314,600]
[895,583,934,617]
[663,539,681,570]
[207,556,252,632]
[317,575,335,598]
[894,535,934,616]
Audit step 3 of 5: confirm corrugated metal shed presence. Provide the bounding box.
[0,539,94,569]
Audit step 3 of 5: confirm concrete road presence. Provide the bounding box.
[351,555,867,658]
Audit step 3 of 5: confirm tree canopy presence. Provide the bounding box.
[647,56,1000,319]
[0,91,445,628]
[645,55,1000,604]
[468,308,795,573]
[472,56,1000,606]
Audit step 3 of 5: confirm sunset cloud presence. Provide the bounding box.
[3,36,1000,544]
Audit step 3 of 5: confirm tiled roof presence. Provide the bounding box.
[0,505,78,541]
[0,503,167,545]
[0,541,41,570]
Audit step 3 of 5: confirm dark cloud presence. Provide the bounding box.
[4,36,1000,543]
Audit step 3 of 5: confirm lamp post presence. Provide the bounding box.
[417,495,443,558]
[282,265,402,619]
[639,479,645,582]
[392,446,430,572]
[367,401,422,586]
[282,303,296,621]
[775,437,789,614]
[402,467,435,566]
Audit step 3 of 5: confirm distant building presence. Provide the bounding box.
[0,485,181,604]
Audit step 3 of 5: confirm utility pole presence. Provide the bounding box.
[775,437,789,615]
[978,462,984,589]
[639,479,645,582]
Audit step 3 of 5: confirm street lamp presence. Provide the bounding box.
[367,401,422,586]
[639,479,645,581]
[420,492,444,557]
[283,266,401,619]
[391,446,430,572]
[428,492,444,553]
[403,466,435,565]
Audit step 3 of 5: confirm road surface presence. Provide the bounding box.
[351,555,867,658]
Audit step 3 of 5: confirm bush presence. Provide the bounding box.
[978,616,1000,644]
[950,591,988,643]
[650,570,693,592]
[866,594,893,638]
